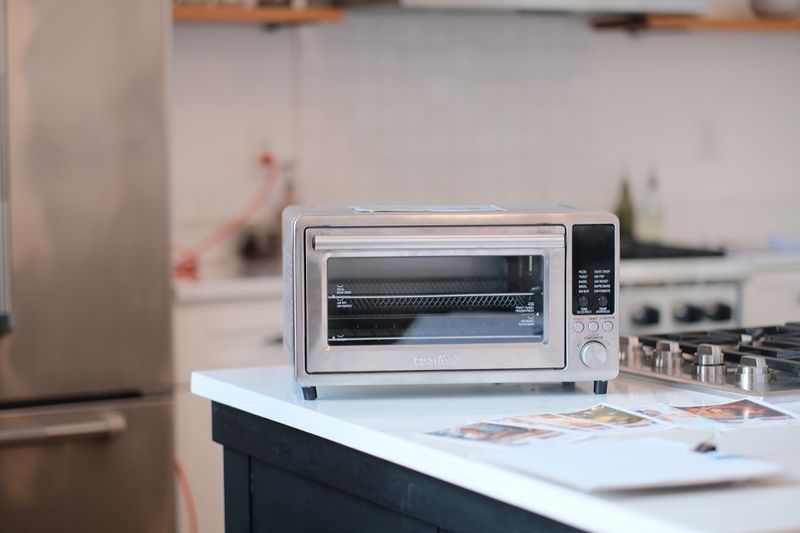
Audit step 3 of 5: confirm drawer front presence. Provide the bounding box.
[0,397,173,533]
[174,298,286,385]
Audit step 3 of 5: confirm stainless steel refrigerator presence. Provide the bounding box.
[0,1,174,531]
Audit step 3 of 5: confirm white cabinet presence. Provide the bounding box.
[173,298,286,385]
[742,269,800,327]
[172,280,284,533]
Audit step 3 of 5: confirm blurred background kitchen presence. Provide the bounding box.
[3,0,800,531]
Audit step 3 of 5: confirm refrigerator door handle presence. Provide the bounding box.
[0,411,127,446]
[0,0,10,336]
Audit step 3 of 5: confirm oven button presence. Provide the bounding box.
[580,341,608,368]
[573,322,585,333]
[602,321,614,332]
[587,321,600,333]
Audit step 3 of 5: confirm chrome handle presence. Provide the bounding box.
[0,0,11,335]
[0,412,127,446]
[313,234,565,251]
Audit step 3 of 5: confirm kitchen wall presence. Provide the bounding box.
[171,8,800,278]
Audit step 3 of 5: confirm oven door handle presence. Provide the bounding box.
[0,412,127,447]
[313,234,565,251]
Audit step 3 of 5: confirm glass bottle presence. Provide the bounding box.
[638,166,663,243]
[614,176,635,241]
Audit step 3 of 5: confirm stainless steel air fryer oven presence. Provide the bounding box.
[283,205,619,400]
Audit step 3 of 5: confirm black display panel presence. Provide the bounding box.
[572,224,615,315]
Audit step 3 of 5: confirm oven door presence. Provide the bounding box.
[304,225,565,373]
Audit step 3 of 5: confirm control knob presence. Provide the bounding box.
[580,341,608,368]
[631,305,660,326]
[693,343,726,384]
[705,302,733,322]
[673,303,704,324]
[736,355,770,391]
[653,339,682,370]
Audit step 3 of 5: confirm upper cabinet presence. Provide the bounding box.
[400,0,707,14]
[172,3,344,25]
[593,14,800,31]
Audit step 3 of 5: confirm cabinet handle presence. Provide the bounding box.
[0,411,126,446]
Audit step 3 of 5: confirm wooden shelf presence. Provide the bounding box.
[593,14,800,32]
[172,4,344,25]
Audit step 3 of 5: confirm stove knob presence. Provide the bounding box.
[695,343,724,366]
[631,305,660,326]
[655,339,681,355]
[673,303,704,324]
[735,355,769,391]
[580,341,608,368]
[705,302,733,322]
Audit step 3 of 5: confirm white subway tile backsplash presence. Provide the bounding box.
[172,9,800,277]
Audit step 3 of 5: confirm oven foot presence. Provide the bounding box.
[593,380,608,394]
[302,386,318,401]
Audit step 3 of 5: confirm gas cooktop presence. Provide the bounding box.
[620,323,800,402]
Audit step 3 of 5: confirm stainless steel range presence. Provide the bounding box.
[620,323,800,402]
[619,239,747,335]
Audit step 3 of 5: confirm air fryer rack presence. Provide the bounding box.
[329,293,536,315]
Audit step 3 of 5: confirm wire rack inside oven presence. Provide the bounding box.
[329,278,509,296]
[328,278,537,315]
[329,294,535,315]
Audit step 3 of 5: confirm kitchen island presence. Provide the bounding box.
[192,366,800,533]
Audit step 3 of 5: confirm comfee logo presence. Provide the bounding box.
[413,354,459,367]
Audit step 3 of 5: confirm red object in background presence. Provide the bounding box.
[173,457,198,533]
[173,152,280,280]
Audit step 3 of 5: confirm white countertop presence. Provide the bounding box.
[192,366,800,533]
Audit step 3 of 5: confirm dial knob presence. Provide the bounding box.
[580,341,608,368]
[631,305,660,326]
[673,303,704,324]
[705,302,733,322]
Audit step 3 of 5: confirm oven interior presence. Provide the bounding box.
[326,255,545,345]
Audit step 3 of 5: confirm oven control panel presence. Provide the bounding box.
[572,224,615,316]
[570,224,618,369]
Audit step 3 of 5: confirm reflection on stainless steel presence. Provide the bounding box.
[0,0,172,531]
[695,363,726,385]
[620,323,800,402]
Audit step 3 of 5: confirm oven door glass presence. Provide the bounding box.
[326,255,544,345]
[304,226,566,373]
